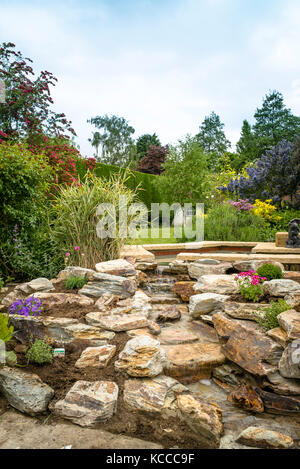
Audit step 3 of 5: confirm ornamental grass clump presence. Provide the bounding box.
[235,271,267,302]
[65,274,88,290]
[255,299,291,331]
[26,339,53,365]
[9,297,43,317]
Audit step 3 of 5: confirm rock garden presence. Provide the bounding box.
[1,252,300,450]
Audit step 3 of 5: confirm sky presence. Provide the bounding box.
[1,0,300,157]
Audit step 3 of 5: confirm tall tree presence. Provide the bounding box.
[87,114,135,166]
[253,90,300,145]
[136,133,160,159]
[196,111,231,157]
[235,120,266,168]
[88,131,101,159]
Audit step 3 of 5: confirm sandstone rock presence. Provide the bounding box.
[263,371,300,396]
[212,313,248,339]
[0,367,54,416]
[57,266,96,281]
[223,323,283,376]
[64,323,115,344]
[79,272,136,299]
[284,271,300,284]
[16,278,54,295]
[167,260,188,274]
[236,426,293,449]
[279,340,300,378]
[171,282,196,302]
[123,375,187,414]
[285,292,300,311]
[147,321,161,335]
[256,387,300,414]
[95,259,136,277]
[134,261,157,272]
[267,327,288,348]
[233,260,285,273]
[1,290,24,307]
[151,293,181,304]
[86,313,149,332]
[224,302,262,321]
[227,385,264,413]
[176,393,223,447]
[163,343,225,381]
[193,275,238,295]
[120,245,155,263]
[277,309,300,340]
[115,335,167,377]
[189,293,229,318]
[213,363,252,387]
[53,381,118,427]
[156,305,181,322]
[32,292,94,307]
[159,327,199,345]
[188,262,232,280]
[75,345,116,369]
[263,279,300,297]
[189,259,221,265]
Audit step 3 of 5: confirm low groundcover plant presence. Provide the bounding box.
[9,297,43,316]
[235,270,267,302]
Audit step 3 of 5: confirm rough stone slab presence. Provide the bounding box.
[228,385,264,413]
[115,335,167,377]
[156,305,182,322]
[236,426,294,449]
[233,259,285,272]
[79,272,136,299]
[188,262,232,280]
[193,275,238,295]
[279,340,300,379]
[263,371,300,396]
[277,309,300,340]
[177,252,300,264]
[57,266,96,280]
[189,293,229,318]
[0,367,54,416]
[212,313,258,339]
[53,381,118,427]
[171,282,196,301]
[16,278,55,294]
[120,245,155,262]
[263,279,300,297]
[267,327,288,348]
[163,343,225,381]
[31,292,94,307]
[159,327,199,345]
[285,292,300,311]
[75,345,116,369]
[223,323,283,376]
[257,387,300,414]
[95,259,136,277]
[224,302,263,321]
[86,313,149,332]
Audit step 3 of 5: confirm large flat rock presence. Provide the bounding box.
[193,275,238,295]
[95,259,136,277]
[79,272,136,299]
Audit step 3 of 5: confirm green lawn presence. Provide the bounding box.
[127,226,181,245]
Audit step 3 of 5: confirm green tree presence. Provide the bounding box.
[136,133,161,159]
[235,120,266,169]
[253,90,300,146]
[88,131,101,159]
[196,111,231,162]
[87,114,135,167]
[155,136,209,205]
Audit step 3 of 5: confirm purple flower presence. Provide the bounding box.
[9,296,43,316]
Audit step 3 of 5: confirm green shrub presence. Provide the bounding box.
[255,299,291,330]
[50,173,138,269]
[65,274,87,290]
[0,313,14,342]
[26,339,53,365]
[0,278,4,292]
[256,263,283,281]
[204,203,266,241]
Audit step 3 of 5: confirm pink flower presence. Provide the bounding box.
[65,252,70,257]
[74,246,80,251]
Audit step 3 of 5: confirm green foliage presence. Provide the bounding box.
[0,313,14,343]
[239,282,264,302]
[204,203,266,241]
[26,339,53,365]
[155,136,209,205]
[50,173,137,269]
[0,278,4,291]
[196,111,231,159]
[87,114,136,166]
[65,275,88,290]
[255,299,291,331]
[136,133,161,159]
[256,264,283,281]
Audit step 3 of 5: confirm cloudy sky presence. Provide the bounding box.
[1,0,300,157]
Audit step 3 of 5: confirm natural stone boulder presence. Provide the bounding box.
[79,272,136,299]
[120,245,155,263]
[159,327,199,345]
[31,292,94,307]
[263,279,300,297]
[53,381,118,427]
[85,313,149,332]
[75,345,116,369]
[233,260,285,273]
[115,335,167,377]
[95,259,136,277]
[279,340,300,379]
[57,266,96,281]
[236,426,293,449]
[134,261,157,272]
[171,282,196,301]
[267,327,288,348]
[189,293,229,318]
[176,393,223,447]
[193,275,238,295]
[147,321,161,336]
[285,292,300,311]
[163,343,225,381]
[213,363,254,387]
[1,290,25,307]
[156,305,181,322]
[0,367,54,415]
[16,277,54,295]
[123,375,187,415]
[167,260,188,274]
[212,313,253,339]
[224,302,262,321]
[263,371,300,396]
[223,324,283,376]
[277,309,300,340]
[227,385,264,413]
[188,262,232,280]
[256,387,300,414]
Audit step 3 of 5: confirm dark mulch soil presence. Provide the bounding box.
[228,293,279,304]
[6,333,214,449]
